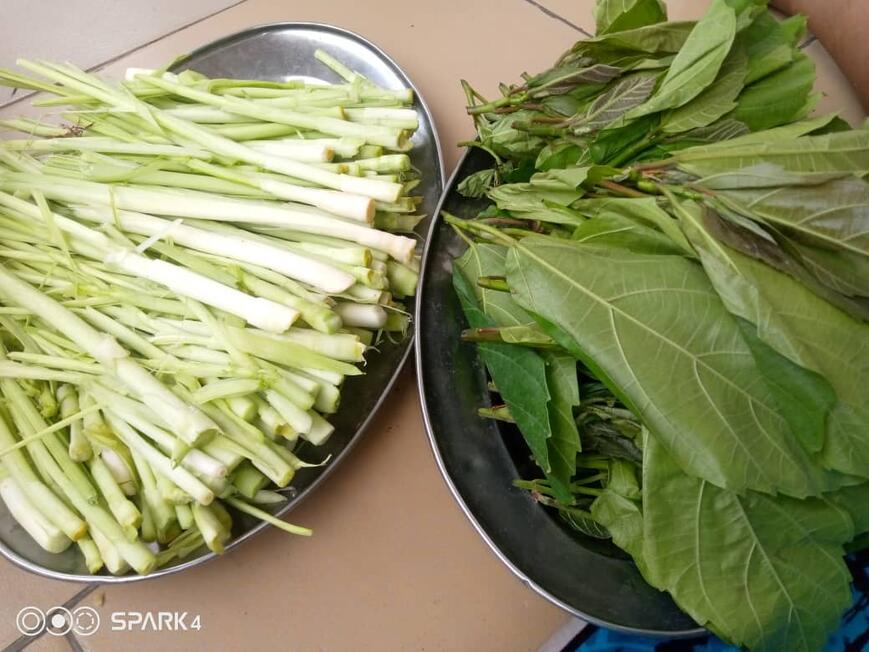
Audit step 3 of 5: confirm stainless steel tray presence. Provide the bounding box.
[415,148,702,636]
[0,22,444,582]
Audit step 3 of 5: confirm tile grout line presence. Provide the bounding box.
[0,0,249,111]
[521,0,593,37]
[3,584,99,652]
[64,632,85,652]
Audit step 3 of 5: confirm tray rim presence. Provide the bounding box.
[0,20,445,584]
[415,148,705,638]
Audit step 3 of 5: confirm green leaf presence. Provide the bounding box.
[736,11,805,84]
[692,201,869,323]
[573,196,695,255]
[784,238,869,299]
[455,242,532,327]
[531,165,620,190]
[702,113,844,146]
[594,0,667,36]
[487,165,619,225]
[641,432,853,652]
[561,509,612,539]
[625,0,737,119]
[571,211,689,255]
[679,207,869,478]
[735,317,836,454]
[487,184,585,225]
[660,50,747,134]
[675,130,869,185]
[732,52,815,131]
[452,264,553,472]
[481,110,546,160]
[544,352,582,486]
[571,21,695,58]
[525,63,622,97]
[457,168,497,199]
[535,141,586,171]
[827,482,869,537]
[718,176,869,258]
[590,489,645,564]
[607,458,641,499]
[570,72,659,134]
[589,114,658,164]
[504,234,843,497]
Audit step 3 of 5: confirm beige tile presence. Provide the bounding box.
[75,371,568,652]
[0,563,86,646]
[0,0,242,107]
[804,39,865,127]
[22,634,74,651]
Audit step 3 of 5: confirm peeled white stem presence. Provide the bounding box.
[71,205,355,293]
[0,473,71,553]
[106,415,215,506]
[0,265,217,447]
[245,140,335,162]
[0,191,301,333]
[333,302,388,328]
[0,176,414,261]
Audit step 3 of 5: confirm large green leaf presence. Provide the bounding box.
[570,72,658,134]
[718,176,869,258]
[641,432,853,652]
[693,201,869,324]
[680,211,869,478]
[571,211,688,255]
[504,235,841,496]
[571,196,694,254]
[660,50,747,134]
[625,0,736,119]
[731,52,816,131]
[452,264,553,473]
[785,238,869,299]
[594,0,667,36]
[570,21,695,58]
[735,317,836,454]
[675,129,869,184]
[735,11,805,84]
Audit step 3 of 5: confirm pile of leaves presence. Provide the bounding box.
[449,0,869,649]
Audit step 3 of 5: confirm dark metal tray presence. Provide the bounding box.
[415,147,702,636]
[0,22,444,582]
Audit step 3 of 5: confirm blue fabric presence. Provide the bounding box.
[572,552,869,652]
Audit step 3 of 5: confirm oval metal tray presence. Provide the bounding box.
[0,22,444,582]
[415,147,702,636]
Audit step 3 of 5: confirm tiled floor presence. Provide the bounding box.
[0,1,864,651]
[0,0,242,107]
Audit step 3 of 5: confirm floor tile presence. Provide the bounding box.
[0,564,87,647]
[0,0,242,107]
[18,633,74,651]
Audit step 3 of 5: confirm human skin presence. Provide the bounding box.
[771,0,869,110]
